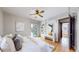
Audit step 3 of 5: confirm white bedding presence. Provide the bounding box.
[19,40,41,52]
[0,35,54,52]
[19,37,54,52]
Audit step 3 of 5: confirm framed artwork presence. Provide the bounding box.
[16,22,25,32]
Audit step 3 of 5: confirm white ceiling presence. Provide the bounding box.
[2,7,69,21]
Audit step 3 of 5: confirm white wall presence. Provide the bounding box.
[0,9,3,35]
[76,11,79,51]
[3,12,41,37]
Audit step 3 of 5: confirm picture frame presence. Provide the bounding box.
[16,22,25,32]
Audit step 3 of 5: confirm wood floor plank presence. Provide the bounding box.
[45,39,75,52]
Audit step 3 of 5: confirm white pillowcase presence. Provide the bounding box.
[1,37,16,52]
[0,37,10,52]
[6,37,16,52]
[5,34,13,39]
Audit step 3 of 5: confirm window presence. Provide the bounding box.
[31,24,38,37]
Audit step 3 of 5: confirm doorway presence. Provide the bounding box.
[61,23,70,51]
[58,16,75,50]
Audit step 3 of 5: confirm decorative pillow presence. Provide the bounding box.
[12,34,23,43]
[16,35,23,43]
[6,37,16,52]
[12,34,23,51]
[1,37,16,52]
[12,34,17,41]
[0,37,10,52]
[5,34,13,39]
[14,39,22,51]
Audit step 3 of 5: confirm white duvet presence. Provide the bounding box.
[19,37,54,52]
[19,40,41,52]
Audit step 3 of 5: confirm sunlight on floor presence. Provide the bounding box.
[61,37,69,51]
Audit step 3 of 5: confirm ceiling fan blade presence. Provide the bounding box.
[30,14,36,15]
[38,14,43,17]
[40,10,44,13]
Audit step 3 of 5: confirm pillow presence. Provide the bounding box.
[0,37,11,52]
[6,37,16,52]
[12,34,23,43]
[5,34,13,39]
[1,37,16,52]
[16,35,23,43]
[14,39,22,51]
[12,34,23,51]
[12,34,17,41]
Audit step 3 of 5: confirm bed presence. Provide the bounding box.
[0,35,54,52]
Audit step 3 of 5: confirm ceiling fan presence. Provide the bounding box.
[30,9,44,17]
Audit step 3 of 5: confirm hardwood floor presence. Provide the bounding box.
[45,39,75,52]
